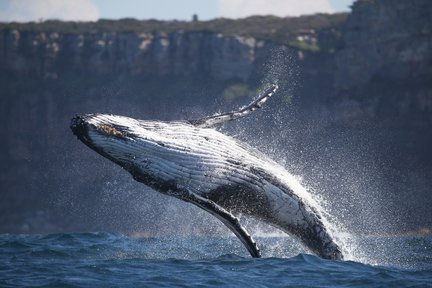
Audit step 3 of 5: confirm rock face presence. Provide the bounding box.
[1,0,430,125]
[336,0,432,90]
[0,29,266,81]
[1,0,432,234]
[334,0,432,123]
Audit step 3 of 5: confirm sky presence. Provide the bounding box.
[0,0,355,22]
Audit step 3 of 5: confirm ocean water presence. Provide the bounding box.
[0,232,431,287]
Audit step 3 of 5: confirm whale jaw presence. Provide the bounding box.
[70,115,90,143]
[70,114,141,175]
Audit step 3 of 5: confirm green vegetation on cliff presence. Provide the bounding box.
[0,13,347,52]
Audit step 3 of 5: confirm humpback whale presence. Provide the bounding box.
[70,84,343,260]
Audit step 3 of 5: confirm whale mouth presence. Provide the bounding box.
[71,114,135,145]
[70,115,87,137]
[70,115,96,145]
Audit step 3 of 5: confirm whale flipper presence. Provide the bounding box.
[180,189,261,258]
[189,84,279,128]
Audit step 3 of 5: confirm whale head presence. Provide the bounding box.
[70,114,158,173]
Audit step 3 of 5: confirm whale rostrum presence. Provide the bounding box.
[70,84,343,260]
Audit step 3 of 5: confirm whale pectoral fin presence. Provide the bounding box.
[189,84,279,128]
[181,190,261,258]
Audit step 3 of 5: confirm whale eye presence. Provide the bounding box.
[98,124,125,139]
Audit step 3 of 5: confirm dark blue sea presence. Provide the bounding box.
[0,232,431,287]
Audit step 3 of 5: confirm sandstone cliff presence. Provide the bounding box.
[333,0,432,124]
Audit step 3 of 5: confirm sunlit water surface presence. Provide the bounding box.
[1,233,431,287]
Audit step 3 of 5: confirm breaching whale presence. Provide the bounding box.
[70,84,343,260]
